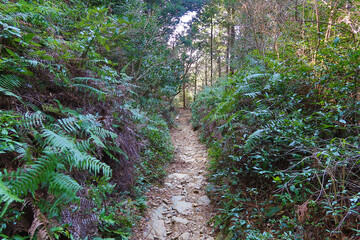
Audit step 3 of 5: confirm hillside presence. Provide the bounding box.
[0,0,197,238]
[1,0,360,239]
[190,0,360,239]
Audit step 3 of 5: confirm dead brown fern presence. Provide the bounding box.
[296,200,309,223]
[29,208,53,240]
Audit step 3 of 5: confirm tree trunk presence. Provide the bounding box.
[301,0,306,56]
[313,0,321,64]
[272,15,279,59]
[226,23,230,75]
[182,84,186,108]
[229,7,235,75]
[194,76,197,101]
[218,54,221,78]
[210,16,213,85]
[205,60,208,86]
[194,62,198,100]
[325,0,339,42]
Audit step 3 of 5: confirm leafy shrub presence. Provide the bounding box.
[192,55,360,239]
[130,107,174,185]
[0,0,177,238]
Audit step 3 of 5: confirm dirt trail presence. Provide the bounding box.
[132,109,215,240]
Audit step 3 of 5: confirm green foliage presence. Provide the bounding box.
[0,180,23,218]
[0,111,115,215]
[130,107,174,184]
[0,75,24,99]
[0,0,180,238]
[0,111,22,153]
[192,52,360,238]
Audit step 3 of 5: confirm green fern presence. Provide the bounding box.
[243,73,269,82]
[10,151,58,196]
[75,139,91,152]
[69,149,112,177]
[42,128,112,177]
[78,114,101,128]
[77,114,117,149]
[245,108,272,118]
[56,117,80,133]
[71,75,127,99]
[244,91,261,98]
[4,135,111,202]
[42,128,75,151]
[264,73,282,90]
[0,179,23,218]
[23,111,44,129]
[0,75,24,100]
[72,77,104,84]
[49,173,82,197]
[0,13,18,27]
[72,83,107,100]
[0,86,21,99]
[0,75,24,91]
[23,59,43,68]
[244,129,269,152]
[89,132,106,148]
[89,127,117,141]
[0,111,115,218]
[104,145,128,162]
[234,83,260,96]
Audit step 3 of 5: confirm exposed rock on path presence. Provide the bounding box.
[132,109,215,240]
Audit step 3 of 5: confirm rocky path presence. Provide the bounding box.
[132,109,215,240]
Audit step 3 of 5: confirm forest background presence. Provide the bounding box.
[0,0,360,239]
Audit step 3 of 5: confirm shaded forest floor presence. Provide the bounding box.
[132,109,215,240]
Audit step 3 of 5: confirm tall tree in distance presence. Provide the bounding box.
[144,0,205,36]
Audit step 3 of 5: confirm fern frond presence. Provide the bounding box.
[69,149,112,177]
[29,208,52,240]
[89,132,106,148]
[0,75,24,100]
[244,91,261,98]
[104,145,128,162]
[245,109,272,118]
[49,173,82,197]
[72,83,107,100]
[244,129,269,152]
[77,114,117,145]
[11,152,58,195]
[266,118,286,130]
[42,128,79,152]
[43,120,112,177]
[23,59,43,68]
[57,117,80,133]
[72,77,103,84]
[23,111,44,129]
[79,114,99,122]
[0,86,21,99]
[89,127,117,140]
[75,139,91,152]
[235,84,259,95]
[243,73,269,82]
[0,74,24,90]
[0,14,18,27]
[78,114,102,129]
[0,179,23,218]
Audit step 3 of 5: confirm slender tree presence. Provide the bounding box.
[210,15,214,85]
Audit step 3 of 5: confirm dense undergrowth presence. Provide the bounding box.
[192,50,360,239]
[0,0,182,239]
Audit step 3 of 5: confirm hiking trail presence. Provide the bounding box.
[132,109,215,240]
